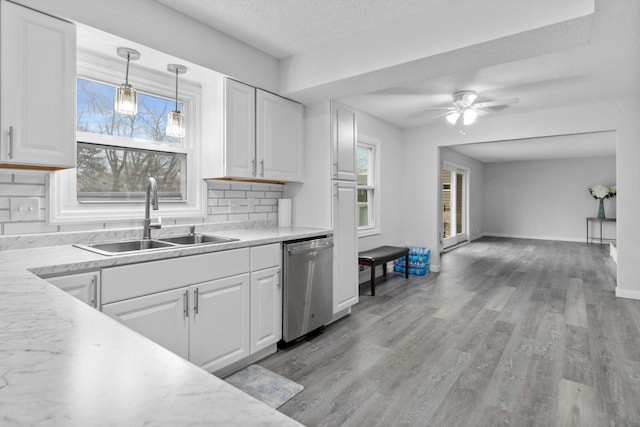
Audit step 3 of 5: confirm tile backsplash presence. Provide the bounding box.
[0,171,283,236]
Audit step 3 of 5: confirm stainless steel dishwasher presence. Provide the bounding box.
[282,236,334,342]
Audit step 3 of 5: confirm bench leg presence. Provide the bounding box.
[405,256,409,279]
[370,266,376,296]
[382,262,387,276]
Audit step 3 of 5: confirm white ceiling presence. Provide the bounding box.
[154,0,638,162]
[156,0,445,59]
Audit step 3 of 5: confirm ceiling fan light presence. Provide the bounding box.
[446,111,460,125]
[463,109,477,125]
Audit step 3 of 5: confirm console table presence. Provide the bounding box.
[586,217,616,244]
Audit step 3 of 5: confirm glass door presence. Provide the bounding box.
[442,163,468,249]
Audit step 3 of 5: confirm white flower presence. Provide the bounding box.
[590,184,609,198]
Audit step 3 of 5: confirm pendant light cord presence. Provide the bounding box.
[125,52,130,86]
[174,69,179,112]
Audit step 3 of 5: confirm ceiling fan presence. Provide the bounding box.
[425,90,519,125]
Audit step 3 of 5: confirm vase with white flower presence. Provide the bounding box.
[589,184,616,219]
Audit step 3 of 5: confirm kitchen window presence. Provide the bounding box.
[357,137,381,237]
[49,49,206,224]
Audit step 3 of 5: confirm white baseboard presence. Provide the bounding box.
[482,232,585,243]
[616,287,640,300]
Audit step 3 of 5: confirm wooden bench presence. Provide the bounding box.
[358,246,409,296]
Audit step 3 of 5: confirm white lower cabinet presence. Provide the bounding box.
[333,181,359,314]
[102,287,189,359]
[46,271,100,309]
[250,267,281,353]
[101,244,282,373]
[191,274,250,372]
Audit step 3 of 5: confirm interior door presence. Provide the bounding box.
[442,163,468,249]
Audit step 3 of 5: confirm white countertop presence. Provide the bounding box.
[0,225,330,426]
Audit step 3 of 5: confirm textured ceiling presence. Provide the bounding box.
[156,0,444,59]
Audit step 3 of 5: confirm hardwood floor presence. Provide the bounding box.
[259,237,636,426]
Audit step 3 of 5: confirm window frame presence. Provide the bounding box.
[48,48,207,225]
[357,135,381,238]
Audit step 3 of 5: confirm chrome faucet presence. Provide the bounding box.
[143,177,162,239]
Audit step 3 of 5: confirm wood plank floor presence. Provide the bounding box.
[259,237,636,426]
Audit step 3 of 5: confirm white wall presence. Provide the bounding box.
[13,0,279,91]
[483,157,616,241]
[440,147,485,242]
[356,112,405,252]
[403,98,640,300]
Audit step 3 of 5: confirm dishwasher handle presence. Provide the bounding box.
[287,242,334,256]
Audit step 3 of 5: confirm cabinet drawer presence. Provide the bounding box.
[102,248,250,304]
[250,243,281,271]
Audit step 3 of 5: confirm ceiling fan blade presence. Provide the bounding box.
[474,98,519,109]
[416,106,454,111]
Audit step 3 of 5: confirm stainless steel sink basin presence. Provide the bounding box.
[158,234,238,245]
[74,239,177,256]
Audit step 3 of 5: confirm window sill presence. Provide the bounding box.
[358,228,380,238]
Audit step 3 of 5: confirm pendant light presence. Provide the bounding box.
[114,47,141,115]
[166,64,187,138]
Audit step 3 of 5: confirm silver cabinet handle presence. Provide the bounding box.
[194,288,199,315]
[276,269,281,289]
[8,126,14,159]
[251,158,256,177]
[90,275,97,308]
[333,161,338,178]
[260,159,264,177]
[183,290,189,318]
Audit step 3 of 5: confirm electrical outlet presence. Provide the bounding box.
[9,197,40,221]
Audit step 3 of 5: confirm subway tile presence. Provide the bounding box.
[264,191,282,199]
[246,191,265,198]
[0,173,13,183]
[267,213,278,221]
[208,198,217,207]
[14,173,46,184]
[0,210,11,222]
[225,190,246,198]
[217,198,230,207]
[207,214,229,223]
[0,198,9,209]
[0,184,45,197]
[208,189,225,198]
[251,183,270,191]
[3,221,58,235]
[270,184,285,191]
[209,206,230,214]
[260,199,277,205]
[58,222,105,232]
[228,213,249,221]
[254,206,273,213]
[230,182,252,190]
[249,213,268,221]
[208,180,231,190]
[174,218,204,225]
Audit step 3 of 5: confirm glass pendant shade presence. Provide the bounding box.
[114,47,140,116]
[463,109,477,125]
[446,111,461,124]
[166,110,185,137]
[114,83,137,115]
[166,64,187,138]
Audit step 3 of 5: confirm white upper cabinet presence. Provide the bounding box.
[0,1,76,169]
[224,79,256,179]
[331,101,357,181]
[256,89,303,182]
[204,78,303,183]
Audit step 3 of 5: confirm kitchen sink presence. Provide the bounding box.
[74,239,176,256]
[74,234,238,256]
[158,234,238,245]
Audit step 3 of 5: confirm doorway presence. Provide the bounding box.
[442,163,468,249]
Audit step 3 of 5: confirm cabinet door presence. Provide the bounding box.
[333,181,358,313]
[331,102,357,181]
[102,288,189,360]
[47,271,100,309]
[190,274,250,373]
[250,267,282,353]
[256,90,303,182]
[224,79,256,179]
[1,1,76,168]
